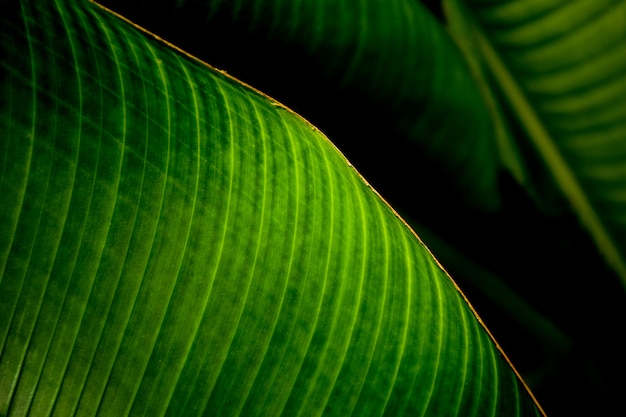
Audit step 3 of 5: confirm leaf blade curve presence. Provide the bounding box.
[0,0,543,415]
[97,0,501,209]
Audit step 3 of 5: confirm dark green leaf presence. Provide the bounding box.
[1,0,542,415]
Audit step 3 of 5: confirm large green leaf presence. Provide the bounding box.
[97,0,500,209]
[445,0,626,286]
[0,0,542,415]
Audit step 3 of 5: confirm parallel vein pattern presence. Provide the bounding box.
[1,0,542,416]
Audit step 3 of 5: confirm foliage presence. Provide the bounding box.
[2,0,626,416]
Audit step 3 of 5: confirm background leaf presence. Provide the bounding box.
[446,0,626,285]
[440,1,626,413]
[0,0,542,415]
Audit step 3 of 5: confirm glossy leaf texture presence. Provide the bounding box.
[97,0,500,209]
[446,0,626,285]
[0,0,543,416]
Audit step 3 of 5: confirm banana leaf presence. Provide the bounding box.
[0,0,543,415]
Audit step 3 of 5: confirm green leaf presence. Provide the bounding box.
[445,0,626,285]
[1,0,542,415]
[97,0,501,209]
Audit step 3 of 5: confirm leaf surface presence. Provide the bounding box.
[1,0,542,415]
